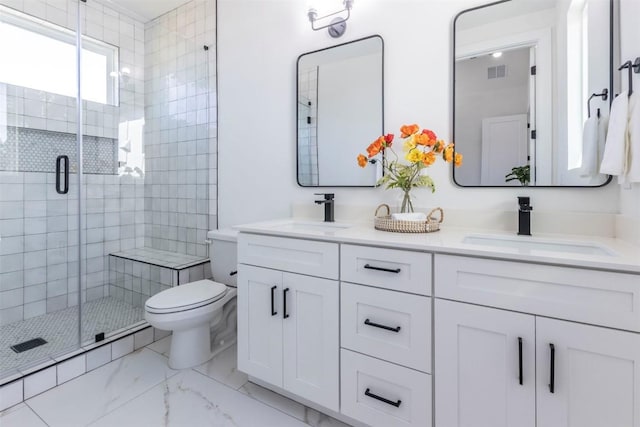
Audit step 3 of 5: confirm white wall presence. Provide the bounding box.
[619,0,640,222]
[218,0,619,229]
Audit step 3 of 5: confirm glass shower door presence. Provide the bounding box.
[0,1,81,378]
[78,0,146,346]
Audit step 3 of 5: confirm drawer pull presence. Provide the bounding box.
[364,318,401,333]
[364,388,402,408]
[270,286,277,316]
[549,343,555,393]
[364,264,401,274]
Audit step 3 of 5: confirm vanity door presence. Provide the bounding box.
[435,299,535,427]
[282,272,339,411]
[536,317,640,427]
[237,265,283,387]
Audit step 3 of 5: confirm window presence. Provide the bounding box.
[0,6,118,105]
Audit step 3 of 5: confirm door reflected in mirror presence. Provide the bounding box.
[453,0,614,187]
[297,35,383,187]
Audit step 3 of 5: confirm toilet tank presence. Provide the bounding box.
[207,229,238,287]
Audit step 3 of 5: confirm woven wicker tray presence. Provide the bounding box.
[374,204,443,233]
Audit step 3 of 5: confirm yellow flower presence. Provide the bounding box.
[405,148,423,163]
[454,152,463,167]
[403,137,416,152]
[422,151,436,166]
[443,144,454,162]
[433,139,446,153]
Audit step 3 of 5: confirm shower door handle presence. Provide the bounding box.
[55,155,69,195]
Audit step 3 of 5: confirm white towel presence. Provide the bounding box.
[392,212,427,222]
[600,91,630,177]
[627,93,640,182]
[578,116,599,177]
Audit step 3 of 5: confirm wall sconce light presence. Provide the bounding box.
[308,0,354,38]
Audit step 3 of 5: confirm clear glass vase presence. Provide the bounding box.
[397,189,416,213]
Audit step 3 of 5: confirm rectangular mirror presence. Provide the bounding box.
[297,35,384,187]
[453,0,614,187]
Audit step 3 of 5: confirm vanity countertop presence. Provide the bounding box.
[234,219,640,274]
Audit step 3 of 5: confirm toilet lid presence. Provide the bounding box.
[145,280,228,314]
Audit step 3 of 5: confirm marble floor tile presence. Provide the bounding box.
[26,348,178,427]
[0,403,47,427]
[88,370,309,427]
[194,344,248,390]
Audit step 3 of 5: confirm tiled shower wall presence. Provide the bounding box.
[297,67,318,186]
[143,0,217,257]
[0,0,146,326]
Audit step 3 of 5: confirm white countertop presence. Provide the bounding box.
[234,219,640,274]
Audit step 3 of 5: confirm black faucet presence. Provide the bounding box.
[314,193,335,222]
[517,196,533,236]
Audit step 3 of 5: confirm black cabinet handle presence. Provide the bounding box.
[283,287,290,319]
[364,318,401,333]
[364,264,401,274]
[364,388,401,408]
[549,343,555,393]
[230,270,238,276]
[518,337,523,385]
[270,286,277,316]
[55,155,69,195]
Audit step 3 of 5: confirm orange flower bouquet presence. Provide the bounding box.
[358,124,462,213]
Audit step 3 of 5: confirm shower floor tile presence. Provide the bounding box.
[0,297,144,378]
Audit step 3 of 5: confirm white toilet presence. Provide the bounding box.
[144,230,238,369]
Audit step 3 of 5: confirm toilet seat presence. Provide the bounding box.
[145,279,228,314]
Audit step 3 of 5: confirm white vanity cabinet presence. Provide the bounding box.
[434,255,640,427]
[237,235,340,411]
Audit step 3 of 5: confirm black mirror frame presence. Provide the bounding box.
[451,0,614,188]
[296,34,385,188]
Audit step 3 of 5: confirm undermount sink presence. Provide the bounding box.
[264,220,352,233]
[462,234,618,257]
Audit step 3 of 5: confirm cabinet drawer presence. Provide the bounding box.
[341,349,431,427]
[435,254,640,332]
[238,233,339,279]
[341,245,431,295]
[341,282,431,372]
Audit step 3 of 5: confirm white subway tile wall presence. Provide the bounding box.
[143,0,216,257]
[297,68,319,186]
[0,171,144,326]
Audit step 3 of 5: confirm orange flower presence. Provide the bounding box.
[422,151,436,166]
[400,124,419,138]
[443,144,454,162]
[454,152,463,167]
[366,137,384,158]
[357,154,368,167]
[432,139,446,153]
[414,133,436,147]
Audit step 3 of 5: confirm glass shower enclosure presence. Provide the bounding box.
[0,0,214,381]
